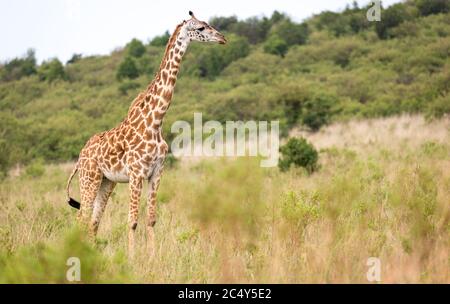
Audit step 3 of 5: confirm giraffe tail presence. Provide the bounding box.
[66,161,81,210]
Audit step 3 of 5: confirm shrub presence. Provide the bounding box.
[227,16,271,44]
[416,0,450,16]
[0,228,128,283]
[281,191,322,230]
[185,34,250,78]
[269,20,309,46]
[426,94,450,118]
[0,49,37,82]
[302,95,333,131]
[126,38,146,58]
[116,56,140,80]
[149,31,170,47]
[164,153,178,169]
[375,3,413,39]
[279,137,319,173]
[25,159,45,178]
[67,53,82,64]
[118,81,140,95]
[263,35,288,57]
[209,16,238,31]
[38,58,66,82]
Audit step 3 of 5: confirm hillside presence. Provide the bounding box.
[0,0,450,175]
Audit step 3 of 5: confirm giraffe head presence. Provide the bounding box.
[184,11,227,44]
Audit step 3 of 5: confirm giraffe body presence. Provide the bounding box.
[66,12,226,255]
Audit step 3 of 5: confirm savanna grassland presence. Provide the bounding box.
[0,0,450,283]
[0,115,449,283]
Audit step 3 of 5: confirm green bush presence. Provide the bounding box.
[0,113,23,178]
[164,153,178,169]
[0,228,130,283]
[302,95,334,131]
[416,0,450,16]
[116,56,140,80]
[126,38,146,58]
[426,94,450,118]
[279,138,319,173]
[210,16,239,31]
[0,49,37,82]
[269,19,309,46]
[375,3,415,39]
[38,58,66,82]
[281,191,322,230]
[227,16,271,44]
[25,159,45,178]
[149,31,170,47]
[263,35,288,57]
[185,34,250,78]
[67,53,82,65]
[118,81,140,95]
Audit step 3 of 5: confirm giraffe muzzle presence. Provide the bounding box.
[216,33,227,45]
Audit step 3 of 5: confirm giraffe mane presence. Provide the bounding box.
[157,22,184,72]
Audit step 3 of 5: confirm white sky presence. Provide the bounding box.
[0,0,402,63]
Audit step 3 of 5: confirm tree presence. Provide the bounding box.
[302,95,334,131]
[185,34,250,78]
[67,53,82,64]
[270,20,309,46]
[117,56,140,80]
[228,17,271,44]
[127,38,146,57]
[263,35,288,57]
[270,11,288,24]
[149,31,170,47]
[416,0,450,16]
[0,49,37,82]
[209,16,238,31]
[38,58,66,82]
[375,3,413,39]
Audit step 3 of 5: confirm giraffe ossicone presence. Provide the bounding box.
[65,12,226,254]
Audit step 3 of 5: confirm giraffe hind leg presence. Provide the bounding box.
[90,178,116,236]
[78,160,103,229]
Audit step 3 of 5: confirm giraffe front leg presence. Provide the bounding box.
[146,160,165,256]
[128,174,143,258]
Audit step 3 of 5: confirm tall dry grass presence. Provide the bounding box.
[0,115,449,283]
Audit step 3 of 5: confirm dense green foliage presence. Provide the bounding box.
[0,1,449,175]
[279,138,319,172]
[38,58,66,82]
[116,56,140,80]
[0,49,37,82]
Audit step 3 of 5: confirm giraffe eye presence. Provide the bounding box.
[197,27,205,32]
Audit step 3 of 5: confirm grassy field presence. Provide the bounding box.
[0,115,449,283]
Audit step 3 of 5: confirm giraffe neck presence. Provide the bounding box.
[142,23,190,123]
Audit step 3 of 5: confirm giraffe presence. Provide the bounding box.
[66,11,226,255]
